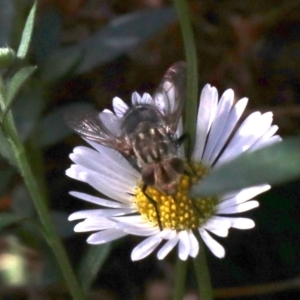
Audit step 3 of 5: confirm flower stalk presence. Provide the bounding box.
[193,238,213,300]
[173,0,198,148]
[173,0,210,298]
[173,258,188,300]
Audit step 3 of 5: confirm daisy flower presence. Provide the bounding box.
[66,84,281,261]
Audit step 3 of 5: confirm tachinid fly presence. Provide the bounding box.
[65,62,187,229]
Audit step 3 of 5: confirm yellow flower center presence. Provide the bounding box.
[134,162,218,230]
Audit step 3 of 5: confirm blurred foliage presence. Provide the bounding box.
[192,137,300,197]
[0,0,300,299]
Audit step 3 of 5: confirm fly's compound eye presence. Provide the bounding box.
[142,166,155,186]
[169,157,184,174]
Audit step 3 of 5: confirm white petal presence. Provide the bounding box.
[219,200,259,214]
[204,216,231,229]
[206,97,248,165]
[178,230,190,260]
[218,185,270,209]
[114,217,159,236]
[113,97,129,117]
[141,93,153,105]
[204,226,229,237]
[84,142,141,179]
[199,228,225,258]
[102,109,113,114]
[251,135,281,151]
[131,92,142,105]
[71,162,133,195]
[249,125,278,151]
[87,228,127,244]
[188,231,199,257]
[76,166,132,195]
[68,209,120,221]
[70,150,136,188]
[230,217,255,229]
[112,215,149,226]
[192,84,218,161]
[98,111,122,136]
[71,168,132,203]
[68,208,135,220]
[74,218,115,232]
[72,145,139,182]
[226,184,271,202]
[249,124,281,151]
[203,216,231,237]
[202,89,234,164]
[121,225,160,236]
[163,229,178,240]
[157,234,179,260]
[69,191,129,208]
[216,112,274,166]
[66,165,82,180]
[131,233,166,261]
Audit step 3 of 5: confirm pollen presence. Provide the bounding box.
[134,162,218,230]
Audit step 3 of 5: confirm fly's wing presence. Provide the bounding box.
[65,108,132,155]
[152,61,187,134]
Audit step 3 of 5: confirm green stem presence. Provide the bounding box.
[193,239,213,300]
[3,112,86,300]
[173,258,188,300]
[174,0,198,148]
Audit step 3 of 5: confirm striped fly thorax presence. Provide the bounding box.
[122,105,177,168]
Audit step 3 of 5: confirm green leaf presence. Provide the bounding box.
[0,213,24,230]
[0,126,16,165]
[42,7,176,76]
[4,66,37,116]
[191,137,300,197]
[17,1,37,59]
[78,244,111,293]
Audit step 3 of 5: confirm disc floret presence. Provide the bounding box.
[135,163,218,230]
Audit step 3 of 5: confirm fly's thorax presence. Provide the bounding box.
[129,122,178,168]
[121,105,163,135]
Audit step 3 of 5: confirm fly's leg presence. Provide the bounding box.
[176,132,188,146]
[142,184,163,231]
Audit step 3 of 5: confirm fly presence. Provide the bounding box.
[65,62,187,230]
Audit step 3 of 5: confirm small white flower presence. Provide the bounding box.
[66,84,281,261]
